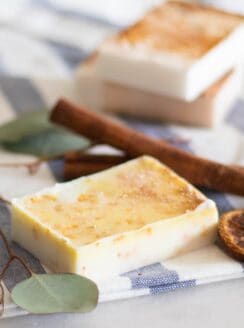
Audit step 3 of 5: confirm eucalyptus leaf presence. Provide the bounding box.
[3,128,90,157]
[0,110,91,156]
[11,273,99,314]
[0,111,51,142]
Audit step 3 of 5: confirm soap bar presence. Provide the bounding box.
[12,156,218,281]
[95,1,244,101]
[76,57,241,127]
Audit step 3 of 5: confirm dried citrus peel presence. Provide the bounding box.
[218,210,244,261]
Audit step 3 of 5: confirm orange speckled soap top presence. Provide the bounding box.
[115,1,243,60]
[23,157,204,247]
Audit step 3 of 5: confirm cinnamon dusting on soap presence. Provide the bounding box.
[116,1,243,60]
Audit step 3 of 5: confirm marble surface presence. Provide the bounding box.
[2,277,244,327]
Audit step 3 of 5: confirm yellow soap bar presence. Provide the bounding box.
[12,156,218,281]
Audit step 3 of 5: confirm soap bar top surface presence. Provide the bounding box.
[17,156,205,247]
[114,1,243,60]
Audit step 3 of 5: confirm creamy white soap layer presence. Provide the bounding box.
[96,24,244,101]
[76,61,241,127]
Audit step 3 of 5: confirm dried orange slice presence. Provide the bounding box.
[218,210,244,261]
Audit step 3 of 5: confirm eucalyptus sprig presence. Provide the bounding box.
[0,110,100,316]
[0,199,99,315]
[0,110,91,157]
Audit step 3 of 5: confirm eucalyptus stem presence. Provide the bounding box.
[0,229,12,256]
[0,257,14,280]
[11,256,32,277]
[0,228,33,316]
[0,282,4,316]
[0,144,98,175]
[0,226,33,317]
[0,158,48,175]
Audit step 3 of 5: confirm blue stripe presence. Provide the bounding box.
[125,118,192,152]
[31,0,122,29]
[200,188,233,214]
[0,203,45,291]
[0,61,7,76]
[122,261,196,294]
[123,263,179,289]
[0,77,47,114]
[150,279,196,295]
[225,100,244,132]
[46,40,88,69]
[48,159,64,182]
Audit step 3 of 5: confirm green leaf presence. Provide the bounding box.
[3,128,90,157]
[0,111,51,143]
[0,110,90,156]
[11,273,99,314]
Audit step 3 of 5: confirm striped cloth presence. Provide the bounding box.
[0,0,244,318]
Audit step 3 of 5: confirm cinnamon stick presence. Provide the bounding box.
[64,154,128,180]
[50,99,244,196]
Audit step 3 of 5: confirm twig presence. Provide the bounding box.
[0,158,52,175]
[0,145,98,175]
[0,258,14,280]
[11,256,32,277]
[0,228,33,316]
[0,282,4,317]
[0,229,12,257]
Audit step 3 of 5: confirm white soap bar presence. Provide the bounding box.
[76,57,241,127]
[95,1,244,101]
[12,156,218,281]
